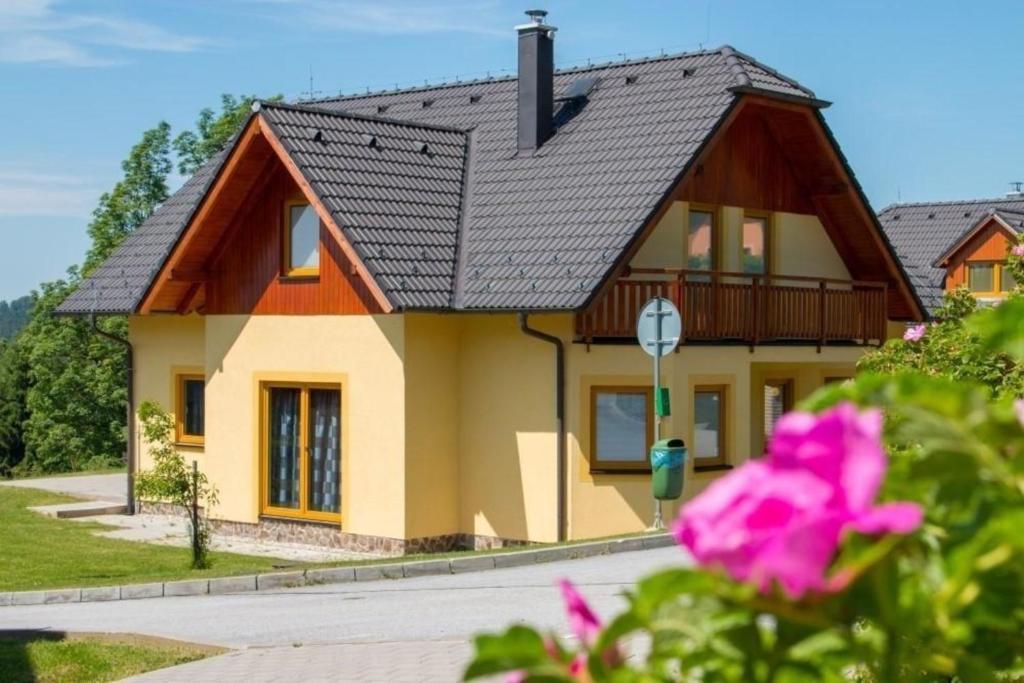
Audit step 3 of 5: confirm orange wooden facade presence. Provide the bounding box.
[203,165,381,315]
[141,120,383,316]
[942,217,1016,291]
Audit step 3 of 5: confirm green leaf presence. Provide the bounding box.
[463,625,554,680]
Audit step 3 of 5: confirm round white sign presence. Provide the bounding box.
[636,297,682,357]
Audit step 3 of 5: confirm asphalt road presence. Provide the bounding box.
[3,546,686,681]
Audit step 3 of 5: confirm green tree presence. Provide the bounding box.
[19,122,173,473]
[172,94,264,175]
[0,296,32,340]
[0,337,30,476]
[19,278,128,472]
[83,122,171,274]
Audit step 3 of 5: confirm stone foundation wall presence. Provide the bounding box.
[136,501,526,555]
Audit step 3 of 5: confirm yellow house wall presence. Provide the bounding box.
[567,337,863,539]
[627,202,850,282]
[403,314,461,540]
[129,315,206,476]
[455,314,560,543]
[202,315,407,537]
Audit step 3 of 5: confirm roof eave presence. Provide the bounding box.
[727,85,831,109]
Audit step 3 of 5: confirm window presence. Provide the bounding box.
[967,261,1015,296]
[693,386,726,468]
[742,213,769,275]
[590,387,653,472]
[175,374,205,446]
[262,383,341,522]
[967,263,994,293]
[687,209,715,272]
[1002,266,1017,292]
[284,201,319,276]
[763,380,792,443]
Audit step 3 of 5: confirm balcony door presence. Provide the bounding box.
[262,383,342,523]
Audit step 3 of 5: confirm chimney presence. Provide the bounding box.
[516,9,557,152]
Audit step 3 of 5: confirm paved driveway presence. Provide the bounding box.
[4,546,685,681]
[0,472,126,503]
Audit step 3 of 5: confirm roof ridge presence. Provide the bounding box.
[305,48,721,104]
[723,46,816,98]
[717,45,751,88]
[255,99,468,136]
[881,196,1024,212]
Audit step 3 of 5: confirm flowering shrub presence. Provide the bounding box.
[466,298,1024,682]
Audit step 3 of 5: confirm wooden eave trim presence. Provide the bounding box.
[139,115,394,315]
[139,118,264,314]
[256,116,393,313]
[933,214,1017,268]
[745,94,923,321]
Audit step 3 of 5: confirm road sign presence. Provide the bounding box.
[637,296,683,530]
[637,297,681,357]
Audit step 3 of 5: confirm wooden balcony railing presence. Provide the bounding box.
[575,268,888,349]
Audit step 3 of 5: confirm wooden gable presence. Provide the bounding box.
[941,215,1017,291]
[139,116,389,315]
[599,95,923,321]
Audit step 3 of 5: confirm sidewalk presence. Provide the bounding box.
[0,472,126,503]
[123,639,473,682]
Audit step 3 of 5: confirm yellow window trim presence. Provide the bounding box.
[259,380,342,524]
[692,384,728,469]
[966,260,1010,298]
[282,199,320,278]
[686,202,720,271]
[174,372,205,447]
[741,209,772,276]
[588,385,654,474]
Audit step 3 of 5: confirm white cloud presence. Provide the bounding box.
[0,169,103,217]
[249,0,505,37]
[0,0,209,67]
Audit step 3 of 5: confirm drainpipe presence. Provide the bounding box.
[517,313,566,542]
[91,315,135,515]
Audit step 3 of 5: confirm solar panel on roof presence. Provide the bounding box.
[556,76,600,101]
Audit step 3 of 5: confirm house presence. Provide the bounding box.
[880,194,1024,311]
[58,12,924,554]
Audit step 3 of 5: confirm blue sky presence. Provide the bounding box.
[1,0,1022,301]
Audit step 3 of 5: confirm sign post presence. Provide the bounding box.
[636,297,682,529]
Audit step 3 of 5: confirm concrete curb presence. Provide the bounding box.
[0,532,674,608]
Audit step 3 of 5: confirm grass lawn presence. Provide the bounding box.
[0,632,220,683]
[1,485,667,593]
[0,487,285,592]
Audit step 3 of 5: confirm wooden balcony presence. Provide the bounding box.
[575,268,888,349]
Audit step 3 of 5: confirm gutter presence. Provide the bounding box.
[90,315,136,515]
[517,313,566,543]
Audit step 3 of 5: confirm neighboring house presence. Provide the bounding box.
[58,13,923,553]
[880,196,1024,311]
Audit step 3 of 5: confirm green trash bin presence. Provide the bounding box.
[651,438,687,500]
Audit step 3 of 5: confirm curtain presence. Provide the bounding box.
[269,388,300,508]
[307,389,341,514]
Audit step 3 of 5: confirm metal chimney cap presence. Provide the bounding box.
[515,8,556,32]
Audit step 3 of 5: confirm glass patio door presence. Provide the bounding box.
[263,384,341,522]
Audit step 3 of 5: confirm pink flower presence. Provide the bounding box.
[1015,399,1024,428]
[903,324,926,342]
[672,402,922,598]
[505,672,526,683]
[1011,244,1024,258]
[559,579,601,646]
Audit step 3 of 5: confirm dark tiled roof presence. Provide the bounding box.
[879,197,1024,314]
[59,153,226,314]
[259,103,468,308]
[60,45,826,314]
